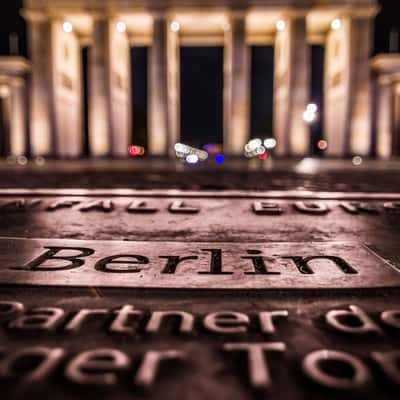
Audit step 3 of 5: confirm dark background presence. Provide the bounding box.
[0,0,399,150]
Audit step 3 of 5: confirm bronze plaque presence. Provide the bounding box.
[0,237,398,289]
[0,190,399,399]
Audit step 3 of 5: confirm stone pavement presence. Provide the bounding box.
[0,158,399,399]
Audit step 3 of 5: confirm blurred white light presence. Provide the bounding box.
[35,156,46,166]
[306,103,318,113]
[255,145,266,155]
[276,20,286,32]
[116,21,126,33]
[247,138,262,151]
[17,155,28,166]
[331,19,342,30]
[264,138,277,149]
[352,156,363,166]
[174,143,184,152]
[197,150,208,161]
[186,154,199,164]
[62,21,73,33]
[303,109,317,123]
[170,21,180,32]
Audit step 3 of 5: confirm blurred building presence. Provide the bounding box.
[0,0,399,158]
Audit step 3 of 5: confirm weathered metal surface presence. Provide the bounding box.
[0,237,399,289]
[0,190,399,399]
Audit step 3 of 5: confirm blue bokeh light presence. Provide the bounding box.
[215,154,225,164]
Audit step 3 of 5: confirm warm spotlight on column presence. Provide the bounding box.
[62,21,73,33]
[170,20,180,32]
[276,20,286,32]
[116,21,126,33]
[331,18,342,30]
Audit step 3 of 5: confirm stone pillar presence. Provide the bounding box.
[394,82,400,156]
[375,77,394,158]
[348,17,374,156]
[324,14,374,156]
[223,12,249,155]
[0,85,11,156]
[52,19,83,157]
[0,57,30,157]
[26,15,54,156]
[167,23,180,157]
[25,11,83,157]
[148,15,169,155]
[89,16,131,157]
[273,12,310,156]
[109,19,131,156]
[10,78,27,156]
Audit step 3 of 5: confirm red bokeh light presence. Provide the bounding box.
[317,140,328,151]
[128,145,145,157]
[257,151,268,160]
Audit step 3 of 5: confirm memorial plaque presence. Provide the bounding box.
[0,190,399,400]
[0,237,399,289]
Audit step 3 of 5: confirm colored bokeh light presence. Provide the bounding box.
[186,154,199,164]
[258,151,268,160]
[128,145,145,157]
[215,154,225,164]
[317,140,328,151]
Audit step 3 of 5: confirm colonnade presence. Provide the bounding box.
[2,2,396,158]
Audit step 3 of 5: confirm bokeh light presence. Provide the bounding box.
[307,103,318,113]
[62,21,73,33]
[317,140,328,151]
[276,20,286,31]
[34,156,46,166]
[186,154,199,164]
[17,155,28,165]
[331,18,342,30]
[128,145,145,157]
[214,154,225,164]
[264,138,277,149]
[258,151,268,160]
[352,156,363,166]
[170,21,180,32]
[116,21,126,33]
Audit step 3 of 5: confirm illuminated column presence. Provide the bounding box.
[348,16,374,156]
[324,12,376,156]
[0,83,11,155]
[90,16,131,157]
[10,78,27,156]
[370,55,400,158]
[394,81,400,156]
[25,13,54,156]
[0,58,30,156]
[223,12,249,155]
[375,77,394,158]
[109,19,131,157]
[148,15,169,155]
[89,16,110,156]
[273,12,310,156]
[24,11,83,157]
[52,19,82,157]
[167,21,180,157]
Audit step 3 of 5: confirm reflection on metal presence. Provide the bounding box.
[0,237,398,289]
[0,189,399,200]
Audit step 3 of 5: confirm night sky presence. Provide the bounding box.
[0,0,399,148]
